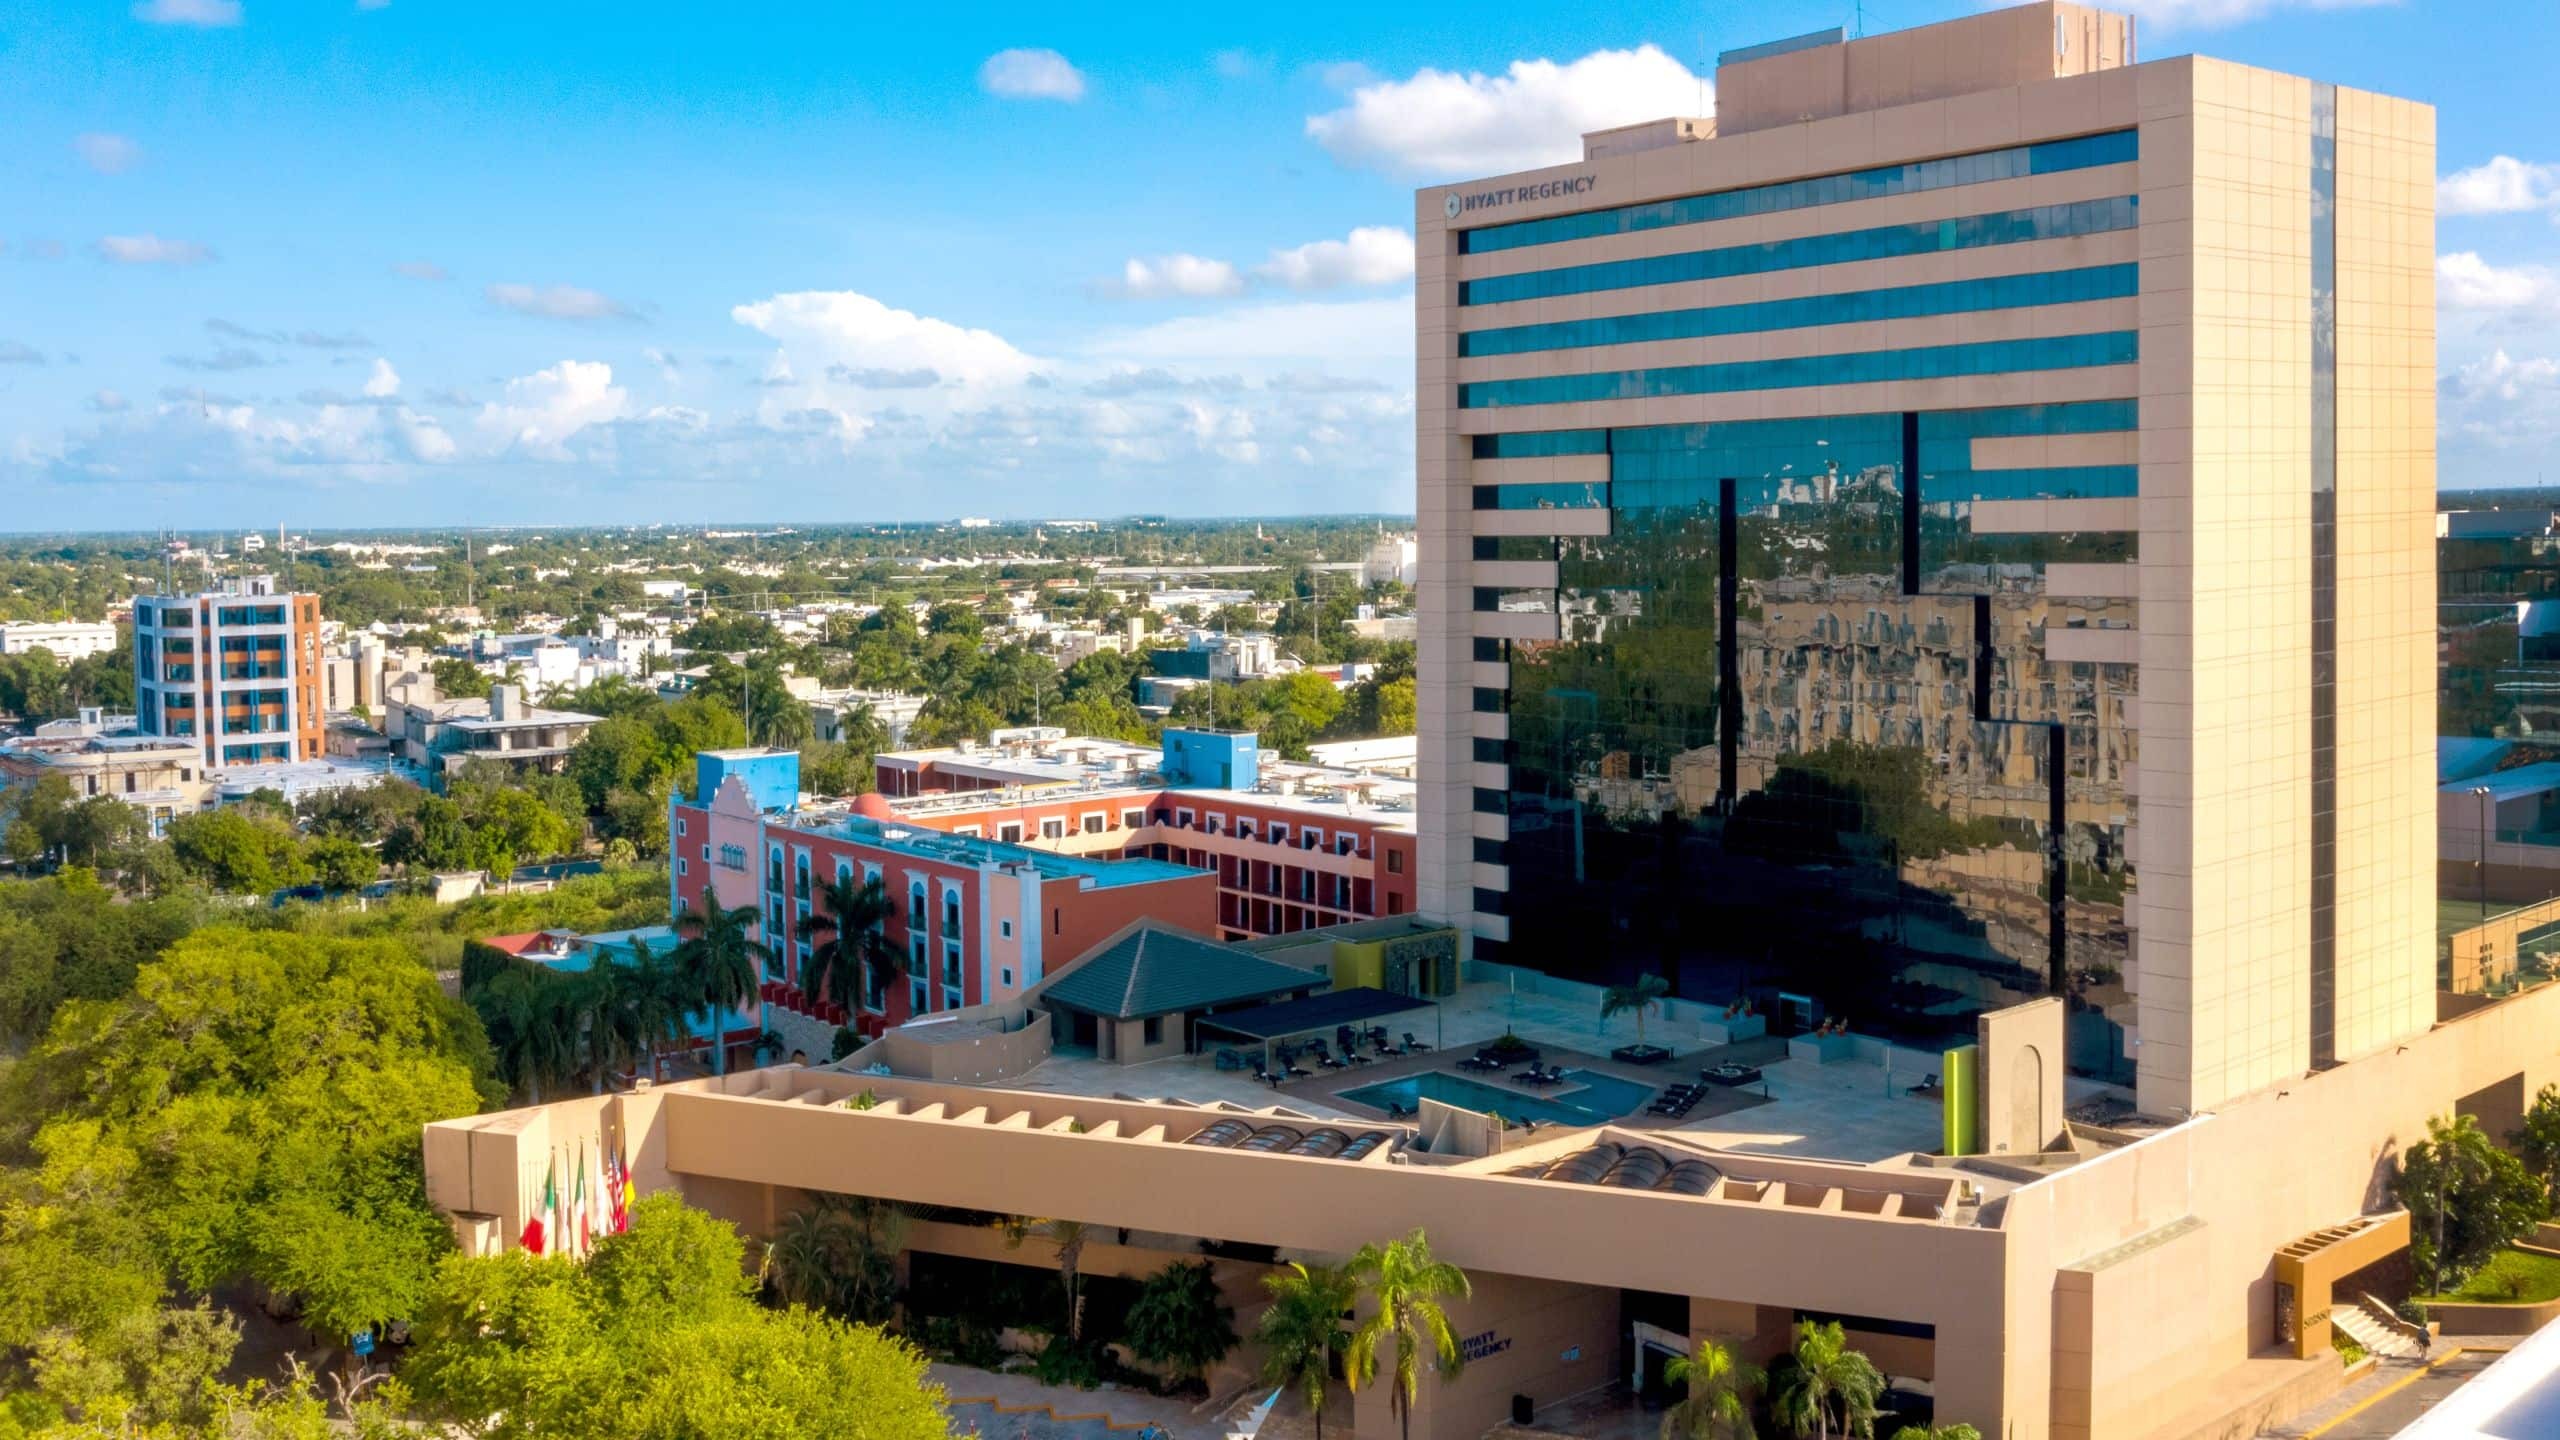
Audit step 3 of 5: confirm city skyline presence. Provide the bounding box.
[1,0,2555,530]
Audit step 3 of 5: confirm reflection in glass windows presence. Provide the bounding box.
[1461,197,2138,306]
[1494,405,2136,1073]
[1461,130,2137,255]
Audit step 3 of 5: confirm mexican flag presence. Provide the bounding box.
[525,1154,557,1256]
[574,1143,590,1256]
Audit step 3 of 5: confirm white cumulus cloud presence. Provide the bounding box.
[1086,296,1413,368]
[979,48,1086,102]
[73,133,143,175]
[132,0,241,26]
[475,360,628,459]
[2438,252,2560,323]
[2443,349,2560,452]
[2440,156,2560,217]
[731,291,1041,388]
[1305,45,1706,177]
[95,234,213,266]
[486,282,635,322]
[361,358,400,399]
[1257,227,1415,290]
[1109,254,1246,300]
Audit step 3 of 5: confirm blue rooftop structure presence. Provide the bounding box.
[1161,728,1258,791]
[695,747,800,811]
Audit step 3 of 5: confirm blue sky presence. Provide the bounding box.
[3,0,2557,530]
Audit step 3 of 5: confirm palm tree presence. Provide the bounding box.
[622,934,687,1082]
[1258,1261,1357,1440]
[1003,1217,1092,1340]
[566,962,647,1094]
[671,887,770,1076]
[1662,1338,1760,1440]
[1766,1321,1885,1440]
[1602,972,1673,1051]
[1346,1229,1472,1440]
[474,965,574,1104]
[766,1202,859,1315]
[800,871,901,1015]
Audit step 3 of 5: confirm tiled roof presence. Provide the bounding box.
[1039,924,1318,1021]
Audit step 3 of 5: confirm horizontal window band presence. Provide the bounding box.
[1459,264,2138,358]
[1461,196,2137,308]
[1458,130,2137,255]
[1460,331,2139,409]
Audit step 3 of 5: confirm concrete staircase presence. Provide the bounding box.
[2331,1296,2423,1361]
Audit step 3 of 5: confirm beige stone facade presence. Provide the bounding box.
[1413,0,2436,1120]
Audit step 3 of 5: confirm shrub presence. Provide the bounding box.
[1032,1336,1109,1389]
[1122,1260,1236,1392]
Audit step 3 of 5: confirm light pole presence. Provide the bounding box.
[2475,785,2495,925]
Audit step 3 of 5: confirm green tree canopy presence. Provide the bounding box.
[0,928,499,1352]
[2400,1110,2552,1294]
[402,1193,948,1440]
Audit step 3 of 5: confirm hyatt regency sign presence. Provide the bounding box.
[1444,175,1596,219]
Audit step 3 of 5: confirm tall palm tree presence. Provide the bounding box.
[474,965,574,1104]
[565,962,647,1094]
[1003,1217,1092,1340]
[1346,1229,1472,1440]
[1258,1261,1357,1440]
[1662,1338,1760,1440]
[1602,972,1673,1051]
[621,934,687,1083]
[1766,1321,1885,1440]
[799,871,900,1015]
[671,888,770,1076]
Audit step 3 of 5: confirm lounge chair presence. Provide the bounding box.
[1404,1033,1431,1052]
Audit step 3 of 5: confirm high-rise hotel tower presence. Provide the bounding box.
[1414,1,2435,1117]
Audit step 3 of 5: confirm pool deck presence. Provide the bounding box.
[975,976,2042,1164]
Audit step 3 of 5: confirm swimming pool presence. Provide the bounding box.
[1339,1068,1659,1127]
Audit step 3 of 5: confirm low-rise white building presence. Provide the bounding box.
[0,620,119,660]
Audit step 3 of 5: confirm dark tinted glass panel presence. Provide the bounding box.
[1461,197,2137,307]
[1461,332,2138,409]
[1498,403,2135,1078]
[1460,265,2137,358]
[1476,481,1611,510]
[1474,429,1608,459]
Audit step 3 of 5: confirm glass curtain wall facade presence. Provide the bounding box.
[1477,408,2135,1059]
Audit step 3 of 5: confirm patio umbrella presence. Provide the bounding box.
[1227,1387,1284,1440]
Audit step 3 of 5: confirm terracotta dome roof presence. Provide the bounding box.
[850,791,898,821]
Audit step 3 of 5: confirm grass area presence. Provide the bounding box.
[2420,1247,2560,1305]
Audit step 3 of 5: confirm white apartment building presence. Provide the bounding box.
[0,620,119,661]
